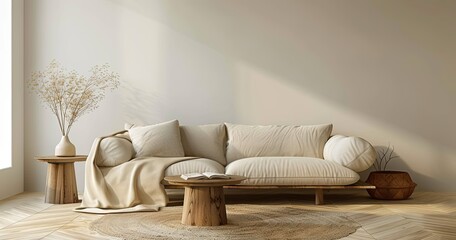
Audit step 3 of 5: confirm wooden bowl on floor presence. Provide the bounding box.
[366,171,416,200]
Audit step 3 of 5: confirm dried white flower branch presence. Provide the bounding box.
[28,60,120,136]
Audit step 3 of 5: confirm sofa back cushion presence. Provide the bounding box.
[225,123,332,163]
[128,120,185,158]
[179,124,227,165]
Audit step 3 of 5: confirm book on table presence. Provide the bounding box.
[180,172,231,180]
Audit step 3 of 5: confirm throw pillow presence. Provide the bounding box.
[323,135,376,172]
[179,124,227,165]
[128,120,185,157]
[97,136,134,167]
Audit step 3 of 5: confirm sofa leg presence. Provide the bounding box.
[315,189,324,205]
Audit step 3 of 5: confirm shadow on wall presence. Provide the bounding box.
[120,80,164,125]
[359,145,449,191]
[109,0,456,149]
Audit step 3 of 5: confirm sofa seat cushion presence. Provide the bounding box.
[164,158,225,177]
[225,157,359,185]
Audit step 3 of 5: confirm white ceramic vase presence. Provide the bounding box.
[55,135,76,157]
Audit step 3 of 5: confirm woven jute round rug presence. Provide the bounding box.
[90,204,360,240]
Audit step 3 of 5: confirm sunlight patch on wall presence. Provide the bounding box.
[232,61,456,190]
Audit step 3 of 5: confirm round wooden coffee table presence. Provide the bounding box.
[164,175,246,226]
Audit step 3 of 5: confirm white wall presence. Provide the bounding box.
[24,0,456,192]
[0,0,24,200]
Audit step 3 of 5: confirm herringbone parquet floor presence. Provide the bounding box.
[0,191,455,239]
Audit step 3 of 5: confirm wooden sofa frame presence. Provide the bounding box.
[165,180,375,205]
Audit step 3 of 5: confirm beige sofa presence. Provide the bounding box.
[95,121,376,205]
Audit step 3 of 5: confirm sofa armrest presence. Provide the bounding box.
[323,135,376,172]
[96,132,135,167]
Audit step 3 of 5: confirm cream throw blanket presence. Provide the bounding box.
[75,131,195,214]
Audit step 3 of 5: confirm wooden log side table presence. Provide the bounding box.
[35,155,87,204]
[164,175,246,226]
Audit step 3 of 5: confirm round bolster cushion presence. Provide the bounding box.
[323,135,376,172]
[96,136,134,167]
